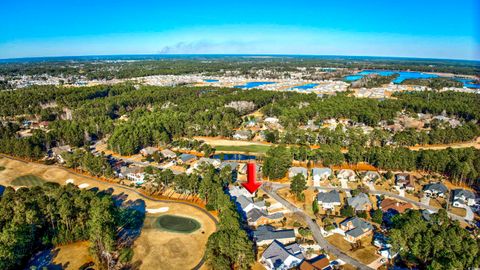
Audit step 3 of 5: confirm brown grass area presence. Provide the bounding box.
[0,157,217,270]
[332,163,377,171]
[326,234,380,265]
[51,241,92,269]
[450,207,467,217]
[408,137,480,151]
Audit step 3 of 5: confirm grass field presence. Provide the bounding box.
[214,144,270,154]
[326,234,380,265]
[11,174,46,186]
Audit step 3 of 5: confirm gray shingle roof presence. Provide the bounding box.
[347,193,372,211]
[247,208,283,223]
[236,195,254,210]
[452,189,475,200]
[253,225,295,242]
[312,168,332,176]
[317,190,341,204]
[179,153,196,163]
[423,182,448,194]
[340,217,373,231]
[262,241,304,269]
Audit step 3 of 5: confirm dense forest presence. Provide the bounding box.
[389,209,479,269]
[0,183,141,269]
[0,84,479,186]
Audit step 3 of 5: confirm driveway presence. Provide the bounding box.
[464,206,474,221]
[262,183,373,270]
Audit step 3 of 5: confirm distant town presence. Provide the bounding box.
[0,55,479,270]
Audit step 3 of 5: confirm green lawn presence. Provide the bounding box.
[214,144,270,154]
[11,174,46,187]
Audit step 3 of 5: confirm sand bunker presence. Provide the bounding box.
[78,183,90,189]
[146,207,169,213]
[65,179,75,184]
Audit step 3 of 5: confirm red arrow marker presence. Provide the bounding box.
[242,162,262,194]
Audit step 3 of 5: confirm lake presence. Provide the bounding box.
[344,69,479,88]
[234,82,275,89]
[212,153,257,160]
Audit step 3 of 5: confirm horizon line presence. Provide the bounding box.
[1,53,479,63]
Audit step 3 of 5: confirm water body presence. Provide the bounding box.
[344,69,479,88]
[212,153,256,160]
[292,83,319,90]
[234,81,275,89]
[203,79,219,83]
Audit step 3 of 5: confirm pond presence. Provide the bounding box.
[234,82,276,89]
[212,153,257,160]
[291,83,319,90]
[343,69,480,88]
[154,215,201,233]
[203,79,219,83]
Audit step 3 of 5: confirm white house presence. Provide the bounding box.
[260,240,304,270]
[160,149,177,159]
[312,168,332,186]
[452,189,476,207]
[316,190,341,210]
[337,169,356,181]
[233,130,251,140]
[289,167,308,179]
[423,182,448,198]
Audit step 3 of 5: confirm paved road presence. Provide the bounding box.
[0,154,216,270]
[261,184,373,270]
[268,182,469,224]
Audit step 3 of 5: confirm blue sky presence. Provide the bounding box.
[1,0,479,60]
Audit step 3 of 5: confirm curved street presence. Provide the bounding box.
[261,184,374,270]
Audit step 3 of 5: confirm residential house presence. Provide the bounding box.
[160,149,177,159]
[219,161,239,171]
[380,198,413,214]
[394,173,415,191]
[289,167,308,179]
[119,166,146,185]
[373,233,397,259]
[239,163,262,175]
[316,190,341,210]
[51,145,72,163]
[233,130,251,140]
[452,189,476,207]
[312,168,332,186]
[253,225,296,246]
[347,193,372,212]
[229,185,255,198]
[339,217,373,242]
[189,157,221,173]
[260,240,304,270]
[337,169,356,181]
[178,153,197,165]
[140,146,158,157]
[236,195,266,213]
[247,208,284,227]
[363,171,380,183]
[423,182,448,198]
[299,254,332,270]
